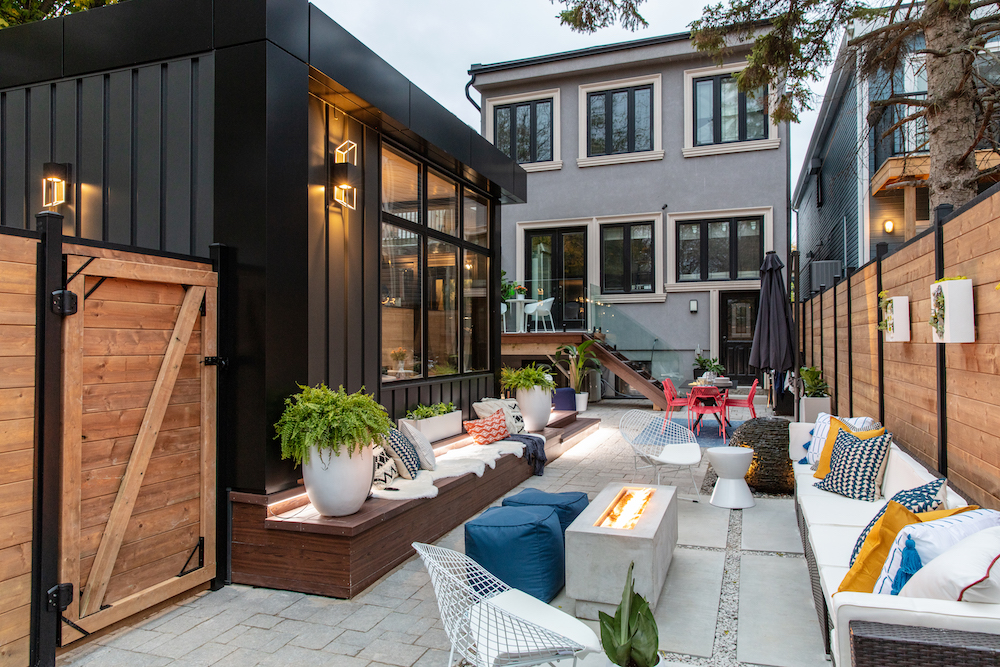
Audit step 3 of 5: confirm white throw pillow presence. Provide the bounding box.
[900,527,1000,602]
[875,509,1000,595]
[473,398,525,434]
[806,413,880,466]
[400,421,436,471]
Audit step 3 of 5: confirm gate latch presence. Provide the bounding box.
[51,290,78,316]
[47,583,73,613]
[203,356,228,368]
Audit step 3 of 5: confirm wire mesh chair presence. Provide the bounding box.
[619,409,702,501]
[412,542,594,667]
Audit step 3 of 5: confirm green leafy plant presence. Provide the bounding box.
[500,363,556,392]
[500,270,515,300]
[877,291,893,332]
[553,340,601,393]
[275,384,393,466]
[693,354,725,374]
[599,561,659,667]
[928,277,967,338]
[800,366,830,398]
[405,401,456,420]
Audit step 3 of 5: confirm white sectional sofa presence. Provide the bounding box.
[788,421,1000,666]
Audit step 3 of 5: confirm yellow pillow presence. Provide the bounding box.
[837,502,976,594]
[814,417,886,479]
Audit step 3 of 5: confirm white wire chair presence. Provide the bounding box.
[619,409,703,501]
[412,542,599,667]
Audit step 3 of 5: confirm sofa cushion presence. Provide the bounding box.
[798,493,887,528]
[814,430,892,502]
[814,417,885,479]
[882,445,937,499]
[819,564,850,602]
[899,527,1000,602]
[807,413,880,465]
[849,478,948,567]
[810,525,864,567]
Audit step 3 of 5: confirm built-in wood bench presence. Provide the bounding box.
[230,412,600,598]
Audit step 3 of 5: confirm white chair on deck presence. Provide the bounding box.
[619,409,703,501]
[525,297,555,332]
[412,542,601,667]
[501,302,508,333]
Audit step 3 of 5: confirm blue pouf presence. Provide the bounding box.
[552,387,576,411]
[503,488,590,534]
[465,506,564,602]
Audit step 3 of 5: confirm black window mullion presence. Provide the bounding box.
[626,89,635,153]
[729,218,738,279]
[604,92,613,156]
[529,101,537,163]
[701,221,709,281]
[738,90,747,142]
[713,76,722,145]
[623,223,632,293]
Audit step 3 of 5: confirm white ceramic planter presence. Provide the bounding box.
[799,396,831,425]
[930,279,975,343]
[301,444,373,517]
[883,296,910,342]
[398,410,463,443]
[516,386,552,432]
[575,392,589,413]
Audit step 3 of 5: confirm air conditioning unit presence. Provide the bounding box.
[811,261,842,293]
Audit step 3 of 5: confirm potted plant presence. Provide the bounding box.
[599,561,660,667]
[553,340,601,413]
[798,366,831,424]
[500,363,556,432]
[513,284,528,300]
[877,291,911,342]
[929,276,975,343]
[390,346,408,373]
[693,354,725,380]
[275,384,393,517]
[398,401,461,442]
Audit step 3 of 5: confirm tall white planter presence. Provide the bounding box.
[930,279,975,343]
[883,296,910,342]
[516,386,551,432]
[575,392,589,413]
[398,410,463,443]
[799,396,832,425]
[301,444,373,517]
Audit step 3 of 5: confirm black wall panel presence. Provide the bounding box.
[214,0,309,63]
[54,81,78,236]
[0,17,64,90]
[1,89,27,229]
[78,76,103,240]
[164,59,193,255]
[106,70,132,246]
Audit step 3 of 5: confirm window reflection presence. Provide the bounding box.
[428,170,458,236]
[463,189,489,247]
[381,147,421,223]
[428,240,458,377]
[381,223,422,381]
[464,251,489,373]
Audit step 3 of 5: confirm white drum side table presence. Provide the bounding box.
[706,446,755,509]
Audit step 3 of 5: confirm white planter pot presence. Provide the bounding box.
[398,410,463,443]
[575,392,589,413]
[883,296,910,342]
[516,386,552,432]
[301,444,373,517]
[799,396,832,425]
[930,279,975,343]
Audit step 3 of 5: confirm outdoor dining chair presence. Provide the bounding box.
[525,297,555,332]
[688,385,728,445]
[661,378,690,420]
[501,302,508,334]
[411,542,600,667]
[619,409,702,501]
[725,378,758,421]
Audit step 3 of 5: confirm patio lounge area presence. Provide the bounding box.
[55,400,827,667]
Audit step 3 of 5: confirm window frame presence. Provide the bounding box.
[380,140,494,384]
[484,88,562,172]
[577,74,664,168]
[599,221,656,294]
[675,215,764,283]
[692,74,768,147]
[586,85,654,158]
[493,98,555,165]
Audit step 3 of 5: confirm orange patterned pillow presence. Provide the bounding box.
[463,409,510,446]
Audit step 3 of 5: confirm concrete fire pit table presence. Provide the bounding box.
[565,482,677,620]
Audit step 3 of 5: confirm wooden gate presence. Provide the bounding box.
[58,248,217,644]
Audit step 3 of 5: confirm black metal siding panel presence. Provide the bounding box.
[134,65,161,249]
[163,59,192,254]
[28,86,50,223]
[1,89,27,229]
[362,125,381,393]
[63,0,213,77]
[345,116,366,394]
[326,109,347,388]
[78,76,104,240]
[307,95,328,387]
[470,131,515,199]
[0,18,63,90]
[214,0,309,63]
[106,70,132,245]
[193,55,215,256]
[408,84,470,166]
[54,81,78,236]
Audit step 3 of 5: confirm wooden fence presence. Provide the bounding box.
[799,187,1000,509]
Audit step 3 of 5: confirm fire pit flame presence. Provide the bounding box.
[598,487,654,530]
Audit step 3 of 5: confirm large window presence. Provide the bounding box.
[494,99,553,164]
[381,144,492,383]
[601,222,654,293]
[693,75,767,146]
[677,217,762,282]
[587,85,653,157]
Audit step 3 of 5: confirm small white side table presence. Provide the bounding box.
[706,446,755,509]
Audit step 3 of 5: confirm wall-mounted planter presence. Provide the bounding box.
[929,279,975,343]
[398,410,463,443]
[883,296,910,342]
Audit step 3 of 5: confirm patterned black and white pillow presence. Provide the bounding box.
[383,428,421,480]
[371,445,398,491]
[473,398,525,435]
[814,430,892,502]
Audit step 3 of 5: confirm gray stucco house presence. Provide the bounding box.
[469,31,790,388]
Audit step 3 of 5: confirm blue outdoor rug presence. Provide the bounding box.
[669,417,744,448]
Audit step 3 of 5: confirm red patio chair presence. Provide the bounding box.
[725,378,758,422]
[688,385,728,444]
[661,378,693,432]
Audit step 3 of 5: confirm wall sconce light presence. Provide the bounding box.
[689,299,698,313]
[331,140,359,210]
[884,219,894,234]
[43,162,71,208]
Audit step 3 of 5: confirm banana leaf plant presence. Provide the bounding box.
[553,339,601,393]
[598,561,660,667]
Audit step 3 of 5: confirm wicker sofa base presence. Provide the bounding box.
[850,621,1000,667]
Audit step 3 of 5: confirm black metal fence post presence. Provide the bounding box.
[30,211,65,667]
[934,204,954,476]
[876,242,888,426]
[209,243,231,590]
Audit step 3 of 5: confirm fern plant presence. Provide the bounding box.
[500,363,556,392]
[405,402,456,420]
[275,384,393,466]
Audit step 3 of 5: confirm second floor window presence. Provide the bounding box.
[588,85,653,157]
[694,75,767,146]
[601,222,654,293]
[494,99,553,164]
[678,217,762,282]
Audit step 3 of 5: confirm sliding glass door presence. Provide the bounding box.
[524,227,587,330]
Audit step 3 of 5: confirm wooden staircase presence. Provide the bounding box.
[585,334,669,410]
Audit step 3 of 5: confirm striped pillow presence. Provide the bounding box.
[807,413,880,465]
[464,408,510,446]
[814,430,892,502]
[850,478,947,566]
[383,428,421,480]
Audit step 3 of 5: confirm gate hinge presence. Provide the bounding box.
[51,290,78,316]
[178,537,204,577]
[47,583,73,613]
[203,356,228,368]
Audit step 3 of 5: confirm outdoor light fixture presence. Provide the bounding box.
[331,140,359,210]
[689,299,698,313]
[43,162,70,208]
[884,219,894,233]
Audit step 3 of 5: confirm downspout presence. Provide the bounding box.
[465,72,481,112]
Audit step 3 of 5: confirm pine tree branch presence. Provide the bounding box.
[870,96,931,108]
[879,109,927,140]
[847,17,918,47]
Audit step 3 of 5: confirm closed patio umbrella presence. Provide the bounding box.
[749,251,795,410]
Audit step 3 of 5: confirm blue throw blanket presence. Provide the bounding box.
[505,434,547,476]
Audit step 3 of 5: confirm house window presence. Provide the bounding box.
[494,99,553,164]
[677,217,762,281]
[693,75,767,146]
[601,222,654,293]
[381,144,492,383]
[587,85,653,156]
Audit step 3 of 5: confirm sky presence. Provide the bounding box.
[313,0,829,201]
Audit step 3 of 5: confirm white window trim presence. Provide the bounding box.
[577,74,664,168]
[682,62,781,158]
[515,212,666,305]
[665,206,774,286]
[484,88,562,171]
